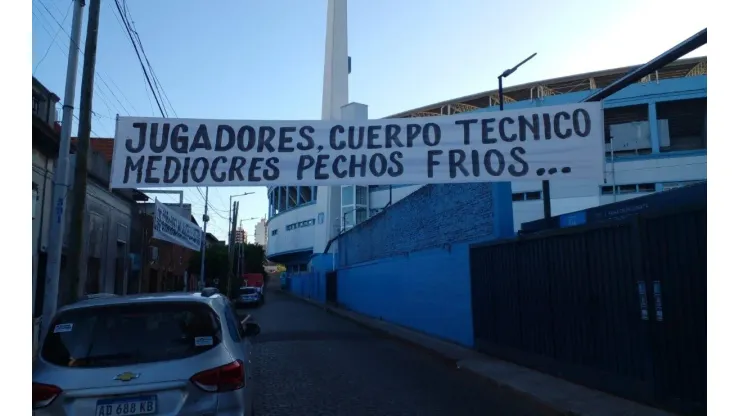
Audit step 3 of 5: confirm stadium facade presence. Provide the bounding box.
[265,0,707,274]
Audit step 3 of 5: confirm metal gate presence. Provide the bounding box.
[641,207,707,414]
[469,205,706,414]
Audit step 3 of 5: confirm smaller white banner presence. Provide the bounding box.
[152,200,203,251]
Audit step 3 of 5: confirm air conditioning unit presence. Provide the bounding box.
[148,246,159,263]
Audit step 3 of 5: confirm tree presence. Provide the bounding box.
[229,243,267,297]
[189,244,230,293]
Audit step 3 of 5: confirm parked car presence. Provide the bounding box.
[234,286,263,308]
[32,288,261,416]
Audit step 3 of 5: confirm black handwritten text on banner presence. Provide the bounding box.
[152,200,202,251]
[109,102,604,188]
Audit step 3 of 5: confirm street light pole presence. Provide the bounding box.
[40,0,85,337]
[497,53,550,220]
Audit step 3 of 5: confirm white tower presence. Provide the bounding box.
[321,0,349,121]
[314,0,350,255]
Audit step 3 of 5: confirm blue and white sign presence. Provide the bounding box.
[152,200,202,251]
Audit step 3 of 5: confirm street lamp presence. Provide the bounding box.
[497,53,537,111]
[497,53,552,220]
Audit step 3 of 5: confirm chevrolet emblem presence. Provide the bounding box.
[114,372,140,382]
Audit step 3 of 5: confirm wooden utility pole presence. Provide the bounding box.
[66,0,102,304]
[227,201,239,298]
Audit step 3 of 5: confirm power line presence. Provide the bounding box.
[113,0,166,117]
[33,0,72,75]
[33,0,131,120]
[112,3,229,220]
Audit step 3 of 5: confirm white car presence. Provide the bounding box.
[235,286,264,307]
[33,288,261,415]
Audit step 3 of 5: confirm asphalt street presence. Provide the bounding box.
[239,290,552,416]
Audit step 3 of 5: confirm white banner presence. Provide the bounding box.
[110,102,604,188]
[152,200,203,251]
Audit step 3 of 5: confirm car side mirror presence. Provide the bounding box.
[241,322,261,337]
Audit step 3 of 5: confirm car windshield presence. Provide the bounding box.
[40,301,222,368]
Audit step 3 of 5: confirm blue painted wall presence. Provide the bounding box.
[337,244,475,345]
[334,182,494,346]
[285,272,326,303]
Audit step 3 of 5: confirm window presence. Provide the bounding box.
[657,98,707,152]
[287,187,298,209]
[271,229,277,236]
[299,186,312,204]
[524,191,542,200]
[356,207,368,223]
[341,206,355,229]
[601,183,656,195]
[41,302,222,368]
[512,191,542,201]
[355,186,368,205]
[618,184,637,194]
[222,304,242,343]
[278,187,287,213]
[341,186,354,205]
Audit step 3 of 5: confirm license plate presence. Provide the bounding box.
[95,395,157,415]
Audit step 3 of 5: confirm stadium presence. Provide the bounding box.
[262,2,705,410]
[265,56,707,272]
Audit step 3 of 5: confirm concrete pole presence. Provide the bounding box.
[199,187,209,290]
[40,0,85,337]
[66,0,102,305]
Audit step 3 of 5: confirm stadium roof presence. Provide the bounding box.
[385,56,706,119]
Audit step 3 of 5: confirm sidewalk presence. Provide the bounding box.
[282,291,677,416]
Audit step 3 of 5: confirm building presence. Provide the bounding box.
[253,218,267,246]
[205,232,223,249]
[33,79,148,322]
[33,77,61,317]
[234,228,247,244]
[135,201,198,292]
[263,2,707,274]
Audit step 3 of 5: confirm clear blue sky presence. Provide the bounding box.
[32,0,706,241]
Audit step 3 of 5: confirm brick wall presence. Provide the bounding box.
[338,183,494,266]
[139,215,196,292]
